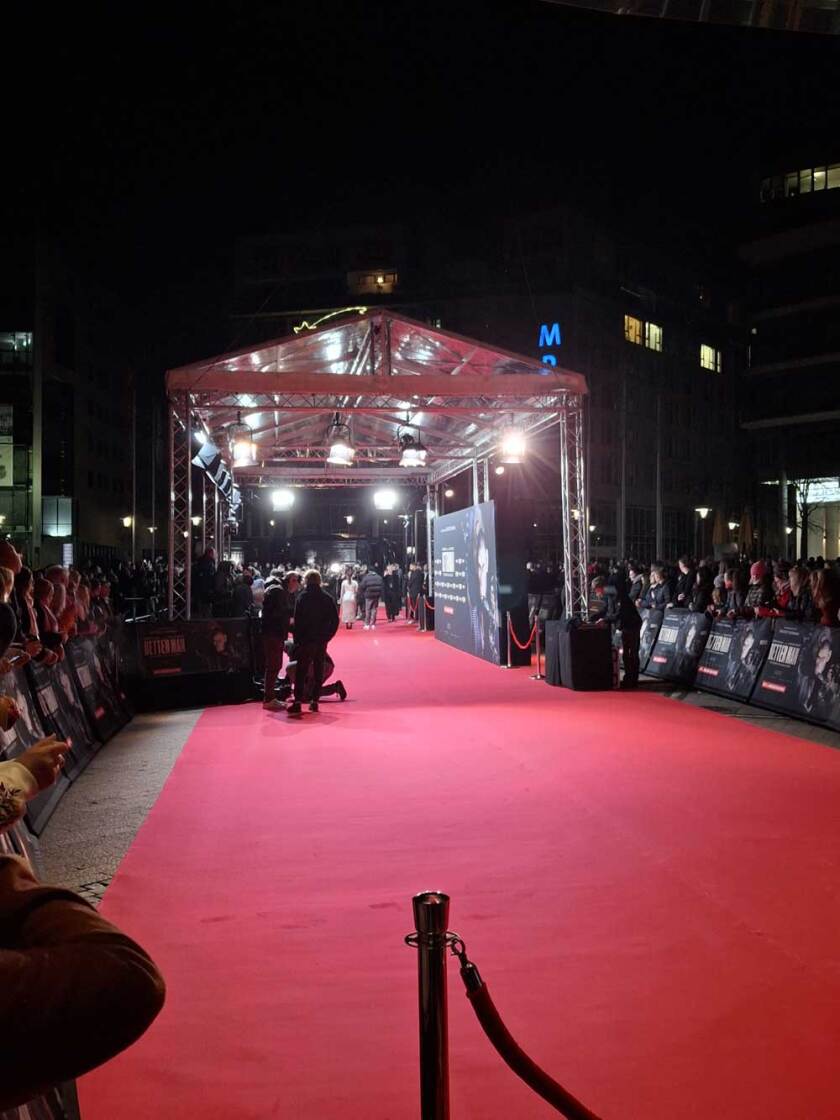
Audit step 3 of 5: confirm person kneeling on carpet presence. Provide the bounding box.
[288,569,339,716]
[280,639,347,703]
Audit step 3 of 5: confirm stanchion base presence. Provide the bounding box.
[529,673,545,681]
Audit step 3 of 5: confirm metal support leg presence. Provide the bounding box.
[559,397,589,622]
[167,395,192,620]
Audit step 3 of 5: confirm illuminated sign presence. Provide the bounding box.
[538,321,561,367]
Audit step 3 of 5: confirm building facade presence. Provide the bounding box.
[741,155,840,560]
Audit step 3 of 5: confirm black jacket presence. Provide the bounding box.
[408,569,424,597]
[261,584,295,638]
[293,587,339,646]
[359,571,384,600]
[674,569,695,606]
[642,581,671,611]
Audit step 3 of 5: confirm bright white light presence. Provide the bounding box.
[121,516,133,528]
[269,519,275,527]
[191,516,202,526]
[444,488,455,498]
[494,465,505,476]
[500,429,526,464]
[373,489,397,511]
[238,394,256,408]
[271,488,295,512]
[345,514,354,525]
[148,526,156,533]
[383,518,389,524]
[695,506,711,519]
[327,440,355,466]
[193,429,208,444]
[399,445,427,468]
[329,562,342,574]
[232,438,257,466]
[589,524,596,532]
[785,526,794,535]
[728,521,739,531]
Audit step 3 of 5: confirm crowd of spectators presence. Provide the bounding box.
[0,539,165,1107]
[587,554,840,628]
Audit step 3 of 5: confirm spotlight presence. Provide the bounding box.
[271,488,295,512]
[345,514,354,525]
[327,416,355,466]
[398,432,427,468]
[230,412,256,467]
[499,428,526,464]
[444,488,455,498]
[494,465,505,476]
[374,489,397,511]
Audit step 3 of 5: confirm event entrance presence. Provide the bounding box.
[75,312,840,1120]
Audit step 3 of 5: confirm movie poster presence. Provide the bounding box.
[638,608,663,672]
[433,501,500,665]
[754,622,840,728]
[644,608,711,684]
[694,618,773,702]
[136,619,252,677]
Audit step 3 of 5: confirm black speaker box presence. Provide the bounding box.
[544,620,613,691]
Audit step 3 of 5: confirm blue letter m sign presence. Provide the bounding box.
[538,322,561,349]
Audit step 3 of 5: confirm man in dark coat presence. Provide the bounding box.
[192,547,216,619]
[261,571,299,711]
[407,563,424,622]
[603,571,643,689]
[359,567,385,630]
[288,570,339,714]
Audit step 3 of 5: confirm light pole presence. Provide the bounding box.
[695,507,710,559]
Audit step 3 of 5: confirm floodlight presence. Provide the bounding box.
[271,488,295,512]
[398,432,427,468]
[499,429,526,464]
[230,412,257,467]
[373,489,397,511]
[494,465,505,476]
[444,488,455,498]
[326,416,355,466]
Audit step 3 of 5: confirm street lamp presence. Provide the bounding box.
[191,515,202,527]
[694,507,710,558]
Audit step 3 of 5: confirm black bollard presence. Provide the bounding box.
[411,890,451,1120]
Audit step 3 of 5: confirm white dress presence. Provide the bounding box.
[340,579,358,624]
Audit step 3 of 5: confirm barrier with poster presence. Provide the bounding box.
[27,660,100,780]
[638,608,663,673]
[752,622,840,731]
[128,618,253,678]
[643,608,712,685]
[693,618,774,702]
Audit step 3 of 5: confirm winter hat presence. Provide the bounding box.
[750,560,767,582]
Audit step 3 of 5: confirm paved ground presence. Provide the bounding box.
[34,682,840,906]
[38,709,202,903]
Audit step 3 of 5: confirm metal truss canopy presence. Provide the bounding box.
[166,310,590,619]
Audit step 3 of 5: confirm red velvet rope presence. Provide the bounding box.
[424,598,435,611]
[508,616,537,651]
[466,983,603,1120]
[406,595,419,612]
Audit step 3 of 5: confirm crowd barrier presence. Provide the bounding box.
[636,609,840,734]
[0,635,130,836]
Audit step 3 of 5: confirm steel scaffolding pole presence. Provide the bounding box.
[167,395,192,620]
[559,396,589,621]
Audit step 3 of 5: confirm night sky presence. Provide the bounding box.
[6,1,839,364]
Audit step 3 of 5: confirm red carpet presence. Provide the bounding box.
[80,621,840,1119]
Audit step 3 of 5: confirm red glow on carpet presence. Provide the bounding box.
[80,622,840,1118]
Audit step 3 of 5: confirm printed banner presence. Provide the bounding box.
[638,608,664,672]
[753,622,840,729]
[132,619,253,677]
[433,501,500,665]
[644,608,712,684]
[694,618,773,702]
[67,638,129,741]
[27,659,100,778]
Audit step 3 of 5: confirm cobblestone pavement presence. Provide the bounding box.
[38,709,202,900]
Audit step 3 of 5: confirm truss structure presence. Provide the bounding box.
[166,310,590,619]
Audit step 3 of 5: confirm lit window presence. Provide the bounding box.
[644,322,662,352]
[813,166,827,191]
[828,164,840,190]
[624,315,642,345]
[700,344,722,372]
[800,168,813,193]
[785,172,798,197]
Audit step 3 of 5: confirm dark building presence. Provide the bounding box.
[0,236,136,566]
[740,155,840,560]
[233,209,740,564]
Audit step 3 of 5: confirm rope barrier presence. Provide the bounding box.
[452,939,603,1120]
[406,595,419,614]
[424,598,435,611]
[507,616,537,651]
